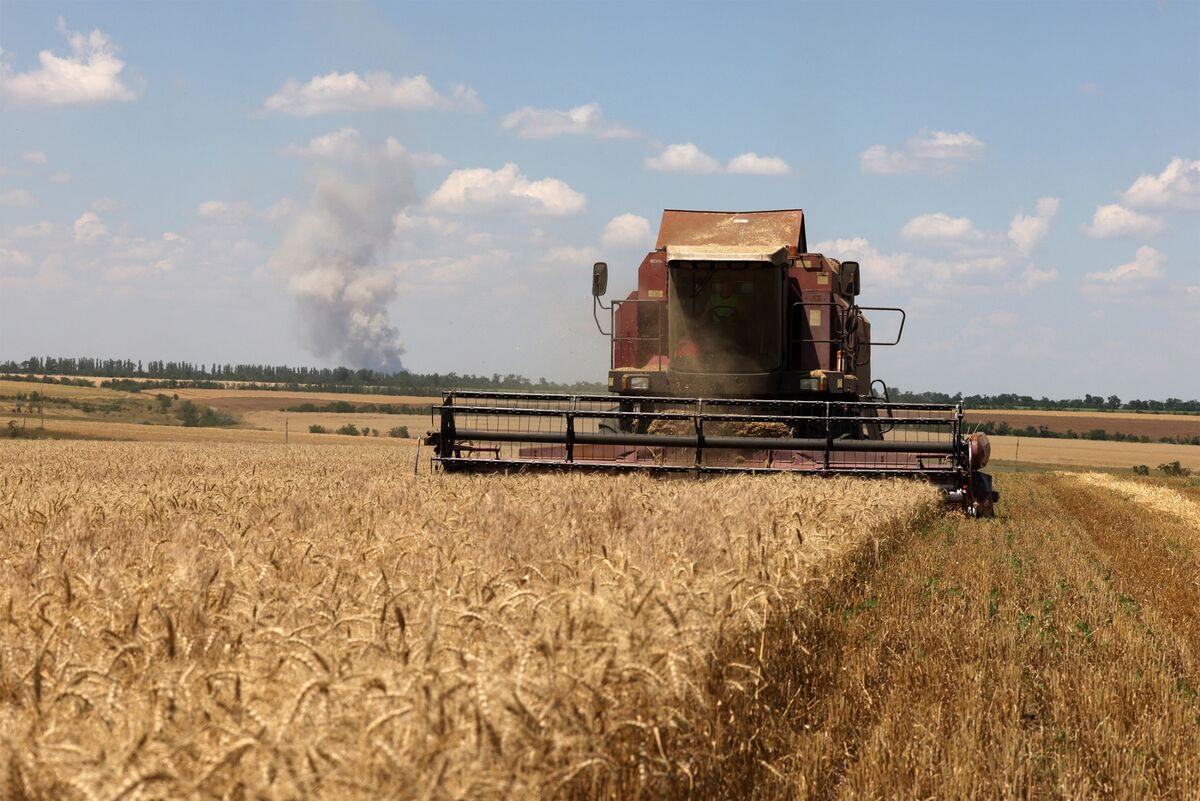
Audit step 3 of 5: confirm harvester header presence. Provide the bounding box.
[426,208,998,516]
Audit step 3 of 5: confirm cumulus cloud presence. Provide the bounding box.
[601,213,652,248]
[426,163,585,216]
[91,197,124,212]
[900,212,979,243]
[260,198,298,225]
[1082,203,1165,239]
[0,20,139,106]
[540,245,601,266]
[644,143,720,174]
[1012,265,1059,293]
[0,189,37,207]
[197,200,254,221]
[22,151,48,165]
[1120,157,1200,212]
[1084,245,1164,291]
[268,163,412,371]
[262,70,482,116]
[501,102,637,139]
[382,138,449,167]
[284,128,448,169]
[810,237,913,287]
[11,221,54,238]
[49,171,71,184]
[1008,197,1060,253]
[0,247,33,269]
[72,211,107,243]
[285,127,363,160]
[813,235,1017,290]
[859,129,986,175]
[726,152,791,175]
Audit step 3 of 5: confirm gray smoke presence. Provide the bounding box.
[269,165,410,372]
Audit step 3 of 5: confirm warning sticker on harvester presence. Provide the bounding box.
[808,309,822,326]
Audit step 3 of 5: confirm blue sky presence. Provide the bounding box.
[1,0,1197,397]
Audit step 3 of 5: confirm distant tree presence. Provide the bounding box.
[335,423,360,436]
[308,424,328,434]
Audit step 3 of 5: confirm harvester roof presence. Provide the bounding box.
[655,209,806,255]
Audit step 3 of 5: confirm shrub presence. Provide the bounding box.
[1157,461,1192,477]
[176,400,236,428]
[389,426,410,438]
[335,423,360,436]
[1131,465,1150,476]
[308,424,328,434]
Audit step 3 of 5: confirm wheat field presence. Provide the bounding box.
[2,440,1198,800]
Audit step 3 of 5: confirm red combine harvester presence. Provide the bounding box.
[426,209,998,516]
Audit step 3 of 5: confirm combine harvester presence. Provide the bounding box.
[426,210,998,516]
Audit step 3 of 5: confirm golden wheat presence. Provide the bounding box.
[0,440,934,800]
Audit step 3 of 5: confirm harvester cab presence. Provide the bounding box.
[426,209,998,517]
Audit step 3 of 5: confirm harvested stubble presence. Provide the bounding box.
[0,440,935,800]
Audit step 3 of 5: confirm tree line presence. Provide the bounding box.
[890,388,1199,414]
[2,356,1197,411]
[0,356,607,395]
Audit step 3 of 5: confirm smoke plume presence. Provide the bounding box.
[269,160,410,372]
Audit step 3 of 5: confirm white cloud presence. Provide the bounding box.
[392,210,463,237]
[0,189,37,207]
[383,138,448,167]
[1007,197,1060,253]
[644,143,720,174]
[540,245,601,266]
[1084,245,1164,290]
[501,102,637,139]
[11,221,54,238]
[161,231,188,243]
[900,212,979,242]
[1120,157,1200,212]
[286,127,362,160]
[262,70,481,116]
[22,151,48,165]
[0,247,33,269]
[859,129,985,175]
[394,250,512,289]
[1012,265,1059,293]
[1077,82,1101,95]
[260,198,297,225]
[72,211,107,243]
[1082,203,1165,239]
[810,237,913,287]
[91,197,124,212]
[601,213,652,248]
[813,235,1018,290]
[285,129,447,169]
[726,152,791,175]
[197,200,253,221]
[426,163,585,216]
[49,171,71,184]
[0,21,139,106]
[450,84,484,113]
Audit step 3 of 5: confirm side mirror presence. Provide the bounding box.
[591,261,608,297]
[840,261,860,297]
